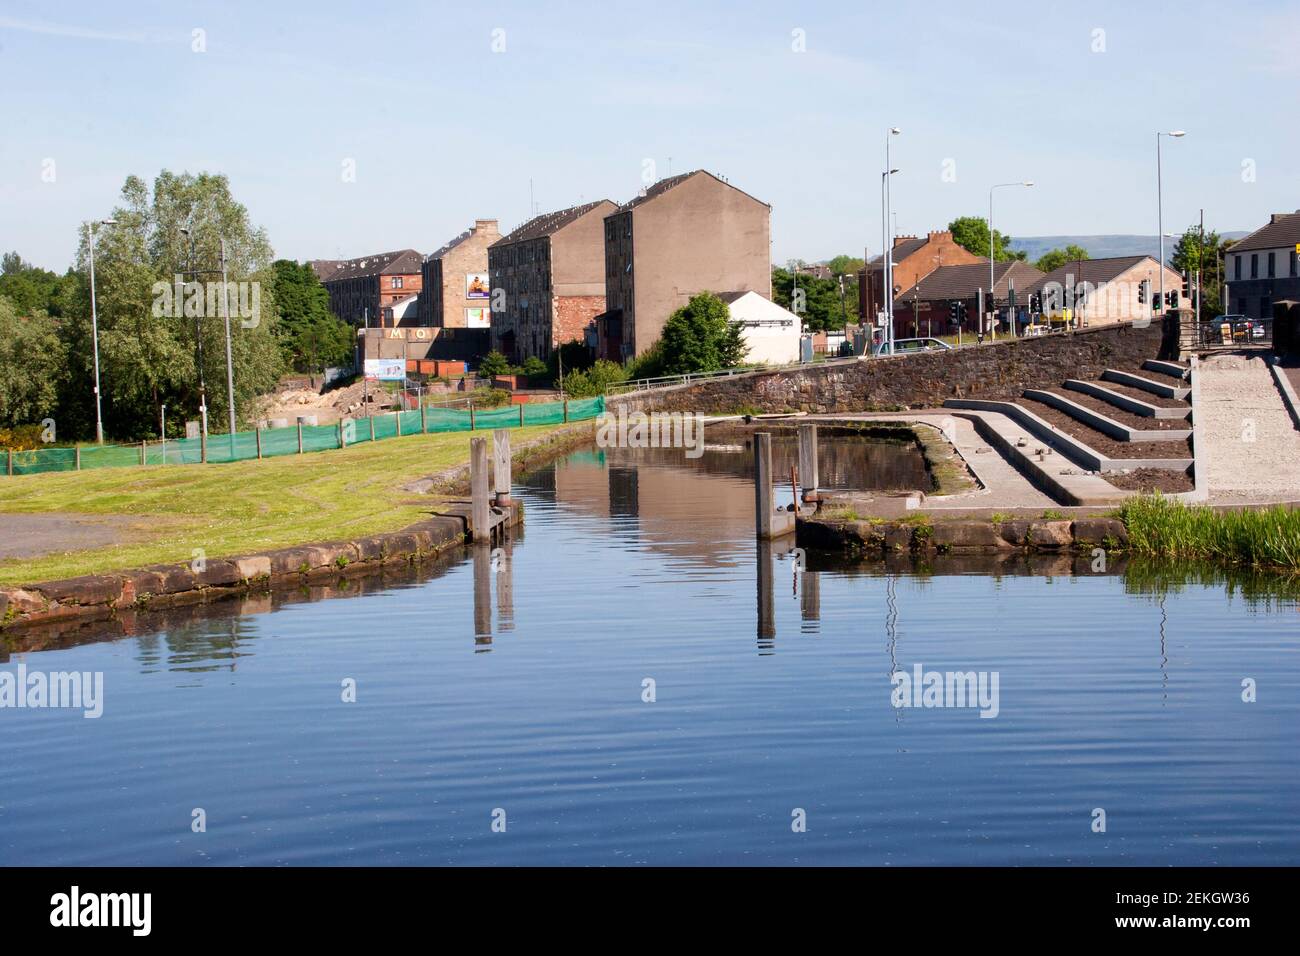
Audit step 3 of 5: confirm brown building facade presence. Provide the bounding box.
[488,199,616,362]
[599,170,771,360]
[857,230,983,322]
[419,219,500,329]
[320,249,423,327]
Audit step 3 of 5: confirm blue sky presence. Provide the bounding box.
[2,0,1297,271]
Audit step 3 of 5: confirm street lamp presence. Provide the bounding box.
[86,218,117,444]
[881,164,900,353]
[884,127,901,352]
[1157,131,1186,316]
[989,181,1033,340]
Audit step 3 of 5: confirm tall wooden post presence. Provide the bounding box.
[754,432,775,538]
[255,426,263,460]
[797,423,819,504]
[470,436,491,543]
[492,428,511,506]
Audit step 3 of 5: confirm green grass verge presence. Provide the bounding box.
[1118,495,1300,570]
[0,424,566,586]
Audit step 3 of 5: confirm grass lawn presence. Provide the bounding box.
[0,424,568,586]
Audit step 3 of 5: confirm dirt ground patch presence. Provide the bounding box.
[1017,397,1193,460]
[1104,468,1195,493]
[1041,389,1189,432]
[0,513,147,559]
[1082,380,1190,410]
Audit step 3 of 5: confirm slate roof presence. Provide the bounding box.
[617,169,770,213]
[1228,212,1300,254]
[1023,255,1162,293]
[896,261,1043,301]
[319,250,423,283]
[492,200,615,246]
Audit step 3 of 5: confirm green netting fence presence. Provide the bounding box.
[4,397,605,476]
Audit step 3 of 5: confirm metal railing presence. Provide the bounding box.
[1194,316,1273,347]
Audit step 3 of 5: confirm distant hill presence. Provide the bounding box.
[1009,233,1249,264]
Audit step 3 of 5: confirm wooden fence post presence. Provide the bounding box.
[369,415,375,441]
[297,421,304,454]
[563,399,569,422]
[140,441,146,466]
[6,449,11,476]
[255,426,263,460]
[339,418,347,449]
[75,446,81,471]
[518,403,525,427]
[469,402,476,431]
[421,402,427,434]
[493,429,511,506]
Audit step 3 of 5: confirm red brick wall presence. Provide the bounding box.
[553,294,604,348]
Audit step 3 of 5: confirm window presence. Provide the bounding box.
[1235,256,1242,281]
[1251,254,1258,278]
[391,276,403,289]
[1268,252,1275,278]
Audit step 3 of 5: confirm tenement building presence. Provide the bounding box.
[597,170,770,360]
[419,219,500,328]
[488,200,616,362]
[320,249,423,326]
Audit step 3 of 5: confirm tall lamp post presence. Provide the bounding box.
[883,127,901,352]
[1157,131,1186,315]
[880,165,900,352]
[86,218,118,444]
[219,238,236,438]
[988,181,1033,340]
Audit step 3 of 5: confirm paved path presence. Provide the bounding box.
[1196,353,1300,502]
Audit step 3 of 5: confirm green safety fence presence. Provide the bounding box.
[2,396,605,477]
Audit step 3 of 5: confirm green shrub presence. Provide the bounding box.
[477,351,511,378]
[562,360,628,398]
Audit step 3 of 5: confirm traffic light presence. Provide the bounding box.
[1181,272,1191,298]
[1138,279,1148,304]
[958,301,968,323]
[1165,290,1178,309]
[949,300,960,324]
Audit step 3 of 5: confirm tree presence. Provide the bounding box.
[478,351,511,377]
[948,216,1026,262]
[272,260,352,378]
[0,253,75,317]
[0,295,66,427]
[826,254,865,277]
[1172,226,1230,319]
[1034,245,1091,273]
[772,267,850,332]
[655,292,748,375]
[61,171,285,438]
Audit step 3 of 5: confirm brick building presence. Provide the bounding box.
[419,219,500,328]
[488,199,616,362]
[893,261,1044,338]
[320,249,423,327]
[1024,255,1186,328]
[857,230,983,322]
[597,170,771,360]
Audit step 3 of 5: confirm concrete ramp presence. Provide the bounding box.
[1196,353,1300,500]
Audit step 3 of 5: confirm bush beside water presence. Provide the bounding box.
[1119,495,1300,570]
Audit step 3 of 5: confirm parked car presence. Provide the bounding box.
[873,337,953,356]
[1210,314,1263,343]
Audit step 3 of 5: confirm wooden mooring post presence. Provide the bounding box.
[492,428,511,506]
[753,432,796,539]
[470,436,491,543]
[798,423,819,503]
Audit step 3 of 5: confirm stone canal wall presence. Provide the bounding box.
[610,320,1173,415]
[796,515,1131,558]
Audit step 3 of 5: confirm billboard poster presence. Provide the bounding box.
[465,273,489,299]
[364,358,405,381]
[465,307,490,328]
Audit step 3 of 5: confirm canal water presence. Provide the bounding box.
[1,435,1297,866]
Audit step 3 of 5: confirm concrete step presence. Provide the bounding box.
[1143,359,1191,381]
[1063,379,1190,420]
[1024,389,1193,442]
[1102,368,1191,400]
[944,398,1194,474]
